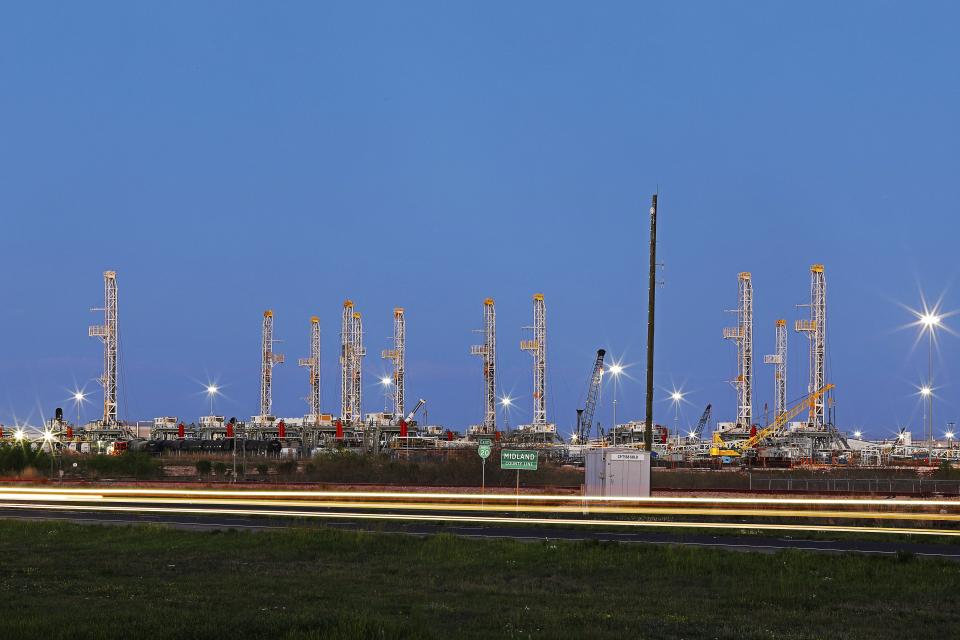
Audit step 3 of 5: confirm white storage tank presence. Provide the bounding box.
[584,448,651,497]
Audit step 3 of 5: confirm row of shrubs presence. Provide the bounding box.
[0,443,52,476]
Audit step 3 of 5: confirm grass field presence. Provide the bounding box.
[0,521,957,639]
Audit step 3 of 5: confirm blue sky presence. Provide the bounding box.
[1,2,958,438]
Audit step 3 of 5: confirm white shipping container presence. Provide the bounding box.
[584,448,651,498]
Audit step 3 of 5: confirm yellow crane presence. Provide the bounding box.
[710,384,835,457]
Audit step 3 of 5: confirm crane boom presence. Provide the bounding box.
[692,404,712,440]
[711,384,835,456]
[577,349,606,443]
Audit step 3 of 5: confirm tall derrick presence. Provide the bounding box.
[795,264,826,427]
[381,308,406,417]
[470,298,497,433]
[87,270,119,426]
[340,301,354,423]
[298,316,321,423]
[259,310,284,418]
[723,272,753,428]
[351,311,365,423]
[520,293,547,426]
[764,319,787,417]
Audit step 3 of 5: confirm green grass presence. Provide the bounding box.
[0,521,957,639]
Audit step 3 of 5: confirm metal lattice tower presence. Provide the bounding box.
[351,311,365,423]
[259,310,284,417]
[298,316,321,423]
[381,308,405,417]
[520,293,547,426]
[764,319,787,417]
[87,270,119,426]
[470,298,497,433]
[795,264,826,427]
[340,300,354,423]
[722,272,753,428]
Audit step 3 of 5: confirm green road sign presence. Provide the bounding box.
[478,438,493,446]
[478,444,492,459]
[500,449,538,471]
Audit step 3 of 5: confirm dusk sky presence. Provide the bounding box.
[2,2,958,438]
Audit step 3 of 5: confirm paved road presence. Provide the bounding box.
[2,505,959,560]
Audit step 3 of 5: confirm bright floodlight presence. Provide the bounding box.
[608,364,624,376]
[854,430,862,439]
[13,429,24,442]
[380,377,392,386]
[206,385,219,396]
[921,313,941,328]
[671,391,684,402]
[73,391,86,402]
[500,396,512,407]
[42,430,53,442]
[920,386,932,397]
[947,431,955,440]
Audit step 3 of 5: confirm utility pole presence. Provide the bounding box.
[643,194,658,452]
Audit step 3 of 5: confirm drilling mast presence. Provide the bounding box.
[795,264,826,427]
[340,301,354,423]
[723,272,753,428]
[764,319,787,417]
[520,293,547,426]
[298,316,321,424]
[351,310,365,424]
[470,298,497,434]
[87,270,119,426]
[259,310,284,418]
[381,308,405,417]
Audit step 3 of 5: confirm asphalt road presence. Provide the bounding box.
[2,505,959,560]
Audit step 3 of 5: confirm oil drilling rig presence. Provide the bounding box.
[517,293,557,442]
[469,298,497,437]
[722,272,753,431]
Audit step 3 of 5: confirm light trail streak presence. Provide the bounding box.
[4,494,957,523]
[0,501,958,537]
[4,486,960,507]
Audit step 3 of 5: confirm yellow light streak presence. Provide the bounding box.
[2,487,960,508]
[0,501,958,537]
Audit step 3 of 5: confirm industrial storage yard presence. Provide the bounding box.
[8,257,957,472]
